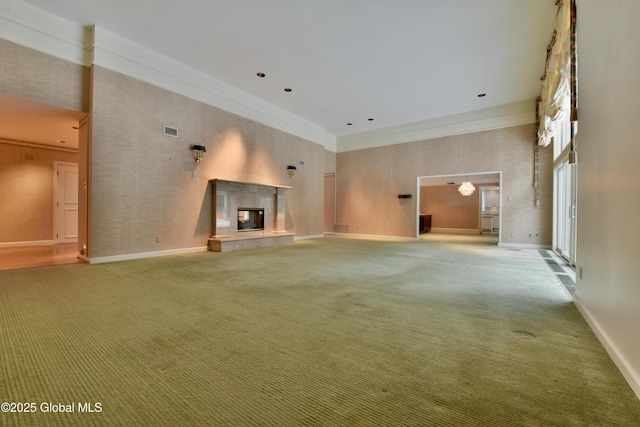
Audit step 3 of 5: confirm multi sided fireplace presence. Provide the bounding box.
[237,208,264,231]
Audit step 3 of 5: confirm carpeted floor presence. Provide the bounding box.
[1,235,639,426]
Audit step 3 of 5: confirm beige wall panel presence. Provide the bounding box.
[420,185,480,230]
[336,124,553,245]
[0,39,89,112]
[324,149,336,174]
[89,67,324,257]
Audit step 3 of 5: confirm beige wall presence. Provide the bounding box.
[89,66,325,258]
[575,0,640,397]
[0,142,78,243]
[336,124,553,245]
[0,39,89,112]
[420,185,481,230]
[324,149,336,174]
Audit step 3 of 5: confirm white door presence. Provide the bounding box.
[55,162,79,243]
[553,160,577,265]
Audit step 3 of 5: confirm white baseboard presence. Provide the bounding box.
[430,228,480,235]
[573,295,640,400]
[294,234,324,241]
[329,232,416,242]
[89,246,208,264]
[0,240,56,247]
[498,242,551,250]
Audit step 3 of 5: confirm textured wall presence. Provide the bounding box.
[0,39,89,112]
[336,124,553,245]
[89,66,325,258]
[0,142,78,243]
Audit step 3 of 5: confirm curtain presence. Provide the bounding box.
[537,0,572,147]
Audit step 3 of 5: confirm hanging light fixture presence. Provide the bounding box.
[458,179,475,196]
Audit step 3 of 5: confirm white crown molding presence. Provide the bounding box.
[337,100,537,153]
[91,26,335,151]
[0,0,90,65]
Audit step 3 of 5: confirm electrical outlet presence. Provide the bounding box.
[156,236,161,243]
[579,266,583,279]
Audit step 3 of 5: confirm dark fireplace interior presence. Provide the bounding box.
[238,208,265,231]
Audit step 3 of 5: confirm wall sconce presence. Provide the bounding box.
[287,165,297,178]
[192,145,206,165]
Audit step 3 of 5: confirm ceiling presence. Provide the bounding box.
[12,0,555,142]
[0,94,85,150]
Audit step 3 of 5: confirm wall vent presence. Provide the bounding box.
[23,153,36,161]
[163,125,179,137]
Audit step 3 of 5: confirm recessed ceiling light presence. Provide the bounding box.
[284,88,292,92]
[256,72,266,78]
[477,93,486,97]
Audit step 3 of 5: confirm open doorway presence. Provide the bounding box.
[0,94,86,270]
[416,172,502,244]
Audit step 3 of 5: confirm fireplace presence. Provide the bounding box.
[208,179,294,252]
[238,208,264,231]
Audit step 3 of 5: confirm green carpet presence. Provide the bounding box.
[1,236,639,426]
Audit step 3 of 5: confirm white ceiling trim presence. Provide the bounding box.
[337,100,536,153]
[0,0,90,66]
[91,26,336,151]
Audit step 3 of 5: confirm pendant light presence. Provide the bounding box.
[458,178,475,196]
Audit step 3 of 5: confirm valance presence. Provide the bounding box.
[537,0,572,147]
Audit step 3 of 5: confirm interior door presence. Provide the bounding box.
[55,162,79,243]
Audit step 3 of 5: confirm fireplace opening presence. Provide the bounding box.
[238,208,264,231]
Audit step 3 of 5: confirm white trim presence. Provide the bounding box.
[498,243,551,250]
[573,296,640,400]
[430,228,480,235]
[91,26,335,151]
[88,246,208,264]
[337,100,536,153]
[329,233,417,242]
[0,0,90,66]
[0,240,55,247]
[294,234,324,241]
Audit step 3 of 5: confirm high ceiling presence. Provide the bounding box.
[16,0,555,140]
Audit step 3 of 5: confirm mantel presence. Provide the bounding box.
[208,178,291,190]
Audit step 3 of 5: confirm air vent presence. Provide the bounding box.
[163,125,179,137]
[23,153,36,161]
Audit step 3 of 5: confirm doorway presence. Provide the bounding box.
[0,94,86,270]
[416,171,502,243]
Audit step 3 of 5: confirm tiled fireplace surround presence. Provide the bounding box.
[208,179,294,252]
